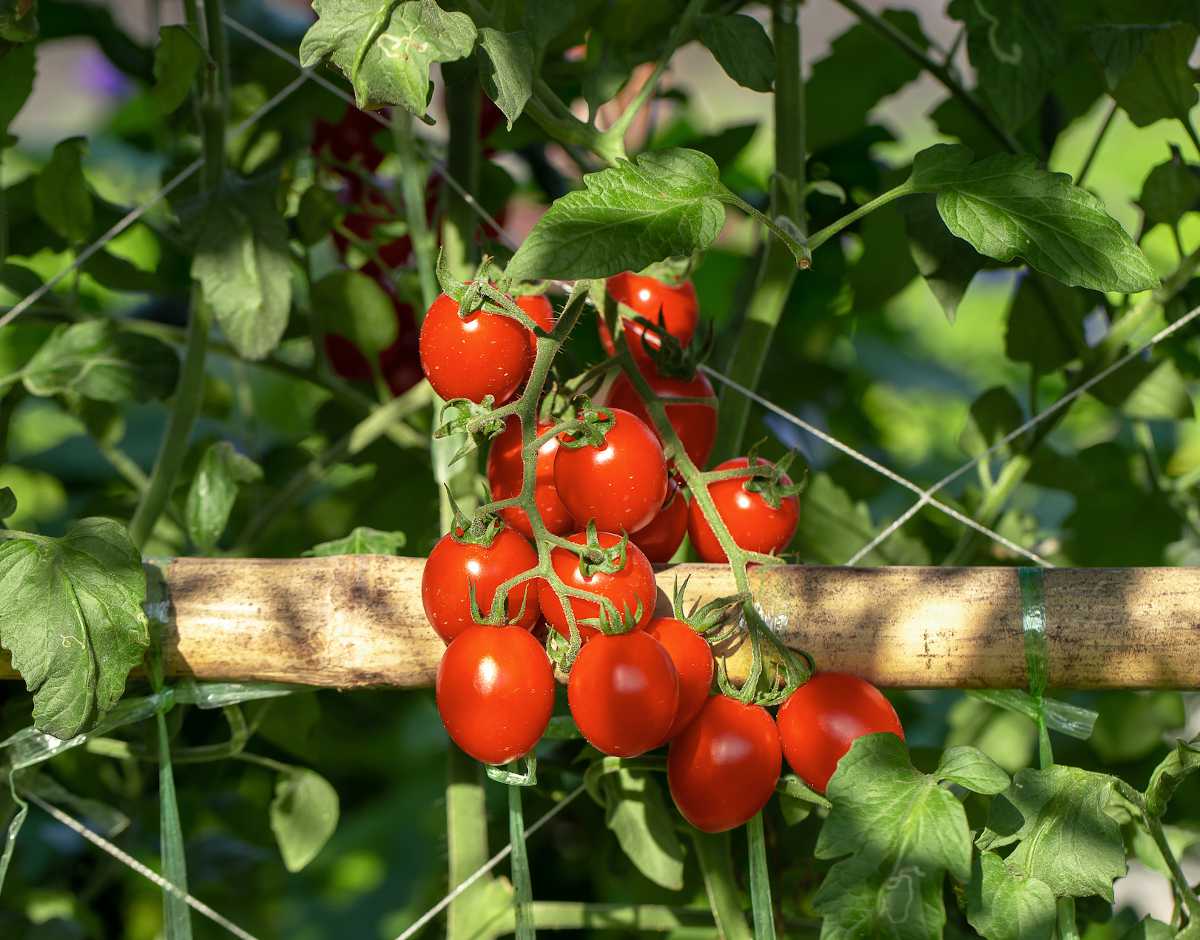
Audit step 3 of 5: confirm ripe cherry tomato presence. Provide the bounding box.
[775,672,904,793]
[568,630,679,756]
[668,695,781,833]
[519,294,555,358]
[419,293,534,404]
[688,457,799,563]
[436,625,555,765]
[422,527,540,643]
[600,273,699,363]
[486,417,574,538]
[630,485,688,563]
[538,532,657,642]
[554,408,668,534]
[607,368,717,469]
[647,618,714,741]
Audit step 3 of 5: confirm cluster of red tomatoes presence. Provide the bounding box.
[418,271,903,831]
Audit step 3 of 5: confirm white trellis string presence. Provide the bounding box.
[392,783,586,940]
[844,299,1200,565]
[0,69,313,331]
[699,365,1054,567]
[26,791,261,940]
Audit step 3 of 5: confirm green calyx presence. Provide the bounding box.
[574,522,629,578]
[556,398,615,450]
[740,446,807,511]
[671,575,749,640]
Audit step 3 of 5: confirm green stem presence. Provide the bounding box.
[447,744,492,940]
[692,830,754,940]
[832,0,1020,154]
[942,455,1031,565]
[128,291,212,550]
[1182,114,1200,162]
[392,112,438,309]
[747,812,776,939]
[508,783,535,939]
[713,0,807,461]
[1146,810,1200,922]
[526,902,715,931]
[806,181,914,252]
[1076,99,1117,187]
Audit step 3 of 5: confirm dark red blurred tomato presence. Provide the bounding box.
[607,367,716,469]
[538,531,657,642]
[599,273,699,363]
[312,105,386,171]
[775,673,904,793]
[630,485,688,563]
[568,630,678,756]
[419,293,535,403]
[554,408,668,534]
[486,417,574,538]
[421,527,540,643]
[667,695,781,833]
[436,625,555,765]
[647,617,714,741]
[688,457,799,563]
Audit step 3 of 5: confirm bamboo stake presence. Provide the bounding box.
[2,558,1197,689]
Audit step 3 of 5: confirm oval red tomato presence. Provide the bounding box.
[607,368,716,469]
[422,526,540,643]
[568,630,679,757]
[538,531,657,642]
[436,625,555,765]
[630,485,688,563]
[775,672,904,793]
[647,618,714,741]
[667,695,781,833]
[519,294,555,358]
[688,457,799,563]
[419,292,534,403]
[554,408,668,534]
[600,273,699,363]
[486,416,574,538]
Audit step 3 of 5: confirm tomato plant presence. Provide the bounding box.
[607,367,717,468]
[599,273,700,363]
[688,456,801,562]
[646,617,714,740]
[630,483,689,562]
[486,416,574,537]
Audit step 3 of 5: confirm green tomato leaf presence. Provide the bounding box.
[910,144,1159,294]
[151,25,203,115]
[696,14,775,93]
[477,28,533,130]
[185,442,262,553]
[959,387,1024,460]
[22,320,179,402]
[34,136,93,244]
[506,148,726,281]
[0,43,35,131]
[1121,917,1180,940]
[813,734,973,939]
[1090,355,1193,420]
[298,0,476,118]
[935,745,1011,795]
[296,184,342,247]
[0,487,15,519]
[901,194,985,323]
[0,0,35,42]
[192,182,292,361]
[1139,148,1200,230]
[1089,25,1155,90]
[0,518,150,740]
[1145,734,1200,817]
[967,851,1056,940]
[977,765,1127,900]
[80,249,164,294]
[1112,23,1199,128]
[600,768,684,891]
[1090,691,1186,763]
[270,766,340,872]
[795,473,930,566]
[1005,273,1091,374]
[311,269,398,356]
[302,527,407,557]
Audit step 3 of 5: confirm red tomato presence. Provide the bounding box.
[419,293,534,403]
[324,294,418,386]
[688,457,799,563]
[607,368,717,469]
[775,673,904,793]
[538,531,657,641]
[436,625,555,765]
[647,618,714,741]
[630,485,688,563]
[518,294,554,359]
[600,273,699,363]
[422,527,540,643]
[568,631,679,756]
[667,695,781,832]
[487,417,574,538]
[554,408,668,533]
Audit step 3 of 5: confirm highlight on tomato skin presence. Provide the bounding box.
[775,672,905,794]
[667,695,782,834]
[568,630,679,757]
[687,457,800,563]
[537,531,658,642]
[599,272,700,363]
[436,625,556,766]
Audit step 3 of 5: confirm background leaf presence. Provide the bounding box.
[696,14,775,93]
[1112,24,1199,127]
[21,320,179,402]
[270,766,340,873]
[302,527,407,556]
[311,270,398,357]
[34,136,92,243]
[185,442,263,553]
[477,28,533,129]
[600,768,684,890]
[151,25,203,115]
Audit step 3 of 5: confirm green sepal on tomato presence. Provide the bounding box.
[688,456,800,563]
[436,625,555,765]
[775,672,904,793]
[599,272,699,365]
